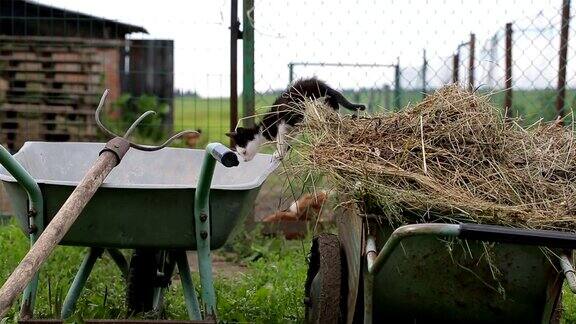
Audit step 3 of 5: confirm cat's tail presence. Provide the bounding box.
[326,87,366,111]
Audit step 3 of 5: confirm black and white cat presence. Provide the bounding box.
[226,77,365,161]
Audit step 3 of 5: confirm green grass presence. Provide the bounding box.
[1,219,576,322]
[0,219,309,323]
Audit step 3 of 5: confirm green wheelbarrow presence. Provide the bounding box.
[305,206,576,324]
[0,93,279,322]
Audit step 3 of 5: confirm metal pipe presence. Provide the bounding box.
[368,224,460,275]
[230,0,239,146]
[452,53,459,83]
[504,22,513,118]
[242,0,255,127]
[366,236,377,272]
[421,49,427,98]
[363,268,374,324]
[106,249,128,279]
[175,251,202,320]
[193,144,220,317]
[468,33,475,91]
[61,248,104,319]
[393,59,401,110]
[555,0,571,120]
[560,254,576,294]
[289,62,397,68]
[0,145,44,318]
[288,63,294,85]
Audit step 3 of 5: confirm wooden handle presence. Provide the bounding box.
[0,152,117,316]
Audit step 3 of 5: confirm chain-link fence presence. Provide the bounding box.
[253,0,576,126]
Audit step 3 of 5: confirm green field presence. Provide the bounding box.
[171,88,576,148]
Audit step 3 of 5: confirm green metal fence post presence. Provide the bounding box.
[61,248,103,319]
[0,145,44,319]
[243,0,255,127]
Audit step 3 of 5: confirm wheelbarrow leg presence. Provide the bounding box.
[174,251,202,320]
[106,248,128,279]
[61,248,104,319]
[363,269,374,324]
[20,213,45,319]
[0,144,45,319]
[152,251,177,313]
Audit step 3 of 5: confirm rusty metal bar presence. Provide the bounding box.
[421,49,427,98]
[230,0,240,146]
[452,53,459,84]
[468,33,475,91]
[556,0,571,119]
[289,62,396,68]
[505,22,513,118]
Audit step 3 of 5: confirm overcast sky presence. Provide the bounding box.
[33,0,567,96]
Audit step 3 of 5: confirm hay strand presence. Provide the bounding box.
[294,85,576,231]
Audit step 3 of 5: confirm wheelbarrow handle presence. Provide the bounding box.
[459,223,576,249]
[206,143,239,168]
[367,223,576,276]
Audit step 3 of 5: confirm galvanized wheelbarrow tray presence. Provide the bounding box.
[0,91,280,322]
[0,141,278,322]
[305,205,576,324]
[1,142,275,249]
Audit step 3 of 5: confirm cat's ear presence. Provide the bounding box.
[225,131,237,138]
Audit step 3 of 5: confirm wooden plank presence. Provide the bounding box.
[3,67,103,74]
[9,77,101,86]
[53,73,101,84]
[1,104,94,115]
[0,35,124,47]
[8,87,101,96]
[1,45,98,54]
[1,118,91,126]
[0,55,100,64]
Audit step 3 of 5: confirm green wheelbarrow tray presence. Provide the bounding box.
[308,206,576,324]
[0,141,279,249]
[368,224,568,323]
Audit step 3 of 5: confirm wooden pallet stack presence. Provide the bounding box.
[0,36,109,151]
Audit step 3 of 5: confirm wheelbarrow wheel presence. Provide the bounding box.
[126,249,158,314]
[304,233,343,324]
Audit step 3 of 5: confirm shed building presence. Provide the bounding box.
[0,0,174,151]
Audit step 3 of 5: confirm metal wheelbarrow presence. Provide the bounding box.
[304,205,576,324]
[0,91,279,322]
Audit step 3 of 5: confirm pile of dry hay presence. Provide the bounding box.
[295,85,576,231]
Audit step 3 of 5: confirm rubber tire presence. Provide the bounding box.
[126,249,158,314]
[304,233,343,324]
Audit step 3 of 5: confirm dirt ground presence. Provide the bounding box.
[186,251,248,278]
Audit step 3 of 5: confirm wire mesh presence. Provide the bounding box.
[252,0,575,126]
